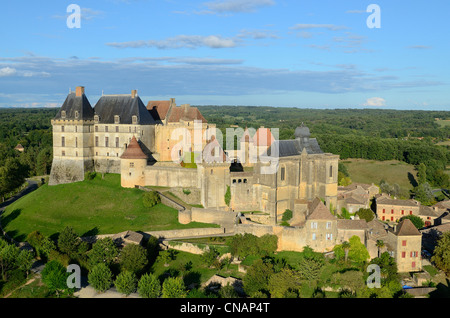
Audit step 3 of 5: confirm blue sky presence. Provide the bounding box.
[0,0,448,110]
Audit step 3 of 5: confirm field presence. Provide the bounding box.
[436,119,450,128]
[1,173,215,242]
[341,158,417,190]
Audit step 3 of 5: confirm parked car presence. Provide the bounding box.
[421,250,432,259]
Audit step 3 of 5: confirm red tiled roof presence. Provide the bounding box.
[147,100,171,120]
[120,136,148,159]
[167,104,207,123]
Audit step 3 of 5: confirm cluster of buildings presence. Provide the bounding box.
[49,86,450,274]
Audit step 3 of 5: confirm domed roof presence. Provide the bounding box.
[120,136,148,159]
[294,124,310,139]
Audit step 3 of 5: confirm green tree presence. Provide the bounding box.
[399,215,424,230]
[88,263,113,292]
[0,241,20,280]
[26,230,55,260]
[36,146,52,176]
[414,182,435,206]
[431,232,450,275]
[297,256,324,287]
[41,260,71,296]
[0,157,29,201]
[376,240,385,258]
[17,249,35,277]
[268,267,301,298]
[243,259,274,296]
[356,208,375,222]
[57,226,80,257]
[88,237,119,267]
[348,236,370,265]
[142,191,161,208]
[118,244,148,274]
[417,163,427,185]
[138,273,161,298]
[114,270,137,296]
[162,276,187,298]
[201,247,220,268]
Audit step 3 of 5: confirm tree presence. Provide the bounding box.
[138,273,161,298]
[201,247,220,268]
[88,237,119,267]
[36,146,52,176]
[224,185,231,207]
[142,191,161,208]
[26,231,56,260]
[348,236,370,265]
[356,208,375,222]
[0,157,29,201]
[431,232,450,275]
[342,241,351,263]
[41,260,71,296]
[118,244,148,274]
[58,226,80,257]
[414,182,435,206]
[268,268,301,298]
[376,240,385,258]
[17,249,35,277]
[243,259,274,296]
[0,241,20,280]
[297,256,324,287]
[162,276,187,298]
[399,215,424,230]
[417,163,427,185]
[88,263,113,292]
[114,270,137,296]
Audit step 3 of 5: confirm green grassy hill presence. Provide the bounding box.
[1,174,215,242]
[342,158,417,190]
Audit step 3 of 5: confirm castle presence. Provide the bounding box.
[49,86,338,223]
[49,87,423,271]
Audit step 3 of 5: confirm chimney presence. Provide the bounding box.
[183,104,190,115]
[75,86,85,97]
[131,89,137,98]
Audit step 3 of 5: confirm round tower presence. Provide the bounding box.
[120,136,147,188]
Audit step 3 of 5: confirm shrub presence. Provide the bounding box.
[138,273,161,298]
[114,270,137,296]
[88,263,113,292]
[118,244,148,274]
[85,171,96,180]
[143,191,161,208]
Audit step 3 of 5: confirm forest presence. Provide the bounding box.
[0,106,449,201]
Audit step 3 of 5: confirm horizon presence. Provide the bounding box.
[1,1,449,111]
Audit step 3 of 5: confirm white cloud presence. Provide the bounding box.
[407,45,432,50]
[290,24,348,31]
[363,97,386,107]
[106,35,238,49]
[0,67,17,77]
[203,0,275,13]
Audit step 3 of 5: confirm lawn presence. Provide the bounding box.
[341,158,417,190]
[1,173,215,242]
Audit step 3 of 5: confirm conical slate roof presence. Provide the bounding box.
[120,136,148,159]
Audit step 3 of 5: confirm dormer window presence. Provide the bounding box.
[132,115,137,125]
[75,111,79,119]
[114,115,120,124]
[94,115,99,123]
[61,111,66,119]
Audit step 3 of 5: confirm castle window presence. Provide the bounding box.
[115,137,119,148]
[75,151,78,157]
[95,126,98,132]
[311,222,318,229]
[61,111,66,118]
[232,179,236,184]
[312,233,316,241]
[132,116,137,124]
[105,137,109,147]
[114,115,120,124]
[210,169,213,175]
[115,126,119,132]
[62,150,65,156]
[326,233,333,241]
[61,126,64,132]
[244,179,247,183]
[402,240,407,246]
[281,167,285,181]
[75,137,78,148]
[94,115,99,123]
[75,111,79,119]
[75,126,77,132]
[105,126,108,132]
[326,221,332,229]
[129,126,131,133]
[329,165,333,178]
[130,162,134,168]
[95,136,99,147]
[61,136,65,147]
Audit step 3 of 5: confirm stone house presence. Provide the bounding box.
[375,196,420,222]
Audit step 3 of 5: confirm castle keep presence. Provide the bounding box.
[50,86,339,224]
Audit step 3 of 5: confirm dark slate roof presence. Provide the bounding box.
[93,95,156,125]
[264,137,323,157]
[54,92,95,120]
